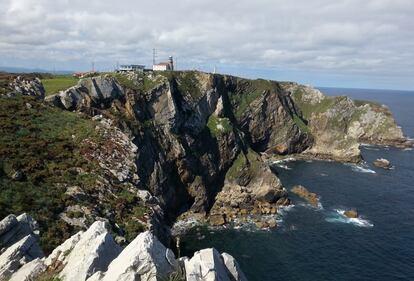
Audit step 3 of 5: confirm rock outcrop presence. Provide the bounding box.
[59,221,122,281]
[0,214,44,280]
[93,231,177,281]
[8,76,45,99]
[344,210,359,218]
[45,76,124,111]
[185,248,246,281]
[1,215,247,281]
[283,82,411,162]
[291,185,320,208]
[373,158,392,169]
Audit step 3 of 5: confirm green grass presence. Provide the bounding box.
[292,87,336,119]
[207,115,233,137]
[226,148,260,181]
[42,75,79,96]
[229,79,273,119]
[0,95,149,253]
[354,99,382,107]
[292,114,310,134]
[108,73,165,92]
[0,95,102,252]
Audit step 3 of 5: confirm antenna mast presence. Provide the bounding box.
[152,48,157,65]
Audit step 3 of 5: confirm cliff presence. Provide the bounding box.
[0,71,410,261]
[282,82,410,162]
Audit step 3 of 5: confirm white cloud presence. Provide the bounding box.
[0,0,413,88]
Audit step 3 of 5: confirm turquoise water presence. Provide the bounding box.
[181,88,414,281]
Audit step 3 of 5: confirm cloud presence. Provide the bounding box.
[0,0,413,89]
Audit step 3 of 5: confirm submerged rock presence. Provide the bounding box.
[373,158,392,169]
[291,185,320,208]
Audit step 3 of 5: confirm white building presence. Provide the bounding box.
[117,64,145,72]
[152,56,174,71]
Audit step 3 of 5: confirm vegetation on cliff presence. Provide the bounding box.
[42,75,79,96]
[0,93,148,253]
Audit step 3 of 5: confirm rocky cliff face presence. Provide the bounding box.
[43,72,312,227]
[281,82,410,162]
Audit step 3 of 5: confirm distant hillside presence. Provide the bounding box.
[0,66,73,75]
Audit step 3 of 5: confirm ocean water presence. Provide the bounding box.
[181,88,414,281]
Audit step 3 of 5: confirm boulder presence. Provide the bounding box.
[209,214,226,226]
[9,258,46,281]
[373,158,391,169]
[344,210,358,218]
[0,213,40,250]
[0,235,43,280]
[59,221,122,281]
[185,248,231,281]
[291,185,320,208]
[96,231,177,281]
[221,253,248,281]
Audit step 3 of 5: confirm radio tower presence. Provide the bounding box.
[152,48,157,65]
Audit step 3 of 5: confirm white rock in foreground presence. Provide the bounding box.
[221,252,248,281]
[95,231,177,281]
[59,221,122,281]
[185,248,232,281]
[44,231,83,268]
[0,235,43,280]
[9,258,46,281]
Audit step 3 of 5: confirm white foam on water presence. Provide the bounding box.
[364,147,380,151]
[404,147,413,151]
[325,209,373,228]
[272,158,296,170]
[344,163,376,174]
[298,201,324,210]
[320,173,328,177]
[276,164,292,170]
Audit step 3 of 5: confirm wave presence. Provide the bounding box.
[272,158,296,170]
[325,209,374,228]
[344,163,376,174]
[364,147,380,151]
[298,201,324,210]
[272,157,296,164]
[275,164,291,170]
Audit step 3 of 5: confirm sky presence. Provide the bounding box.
[0,0,413,90]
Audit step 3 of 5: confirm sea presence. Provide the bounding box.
[180,88,414,281]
